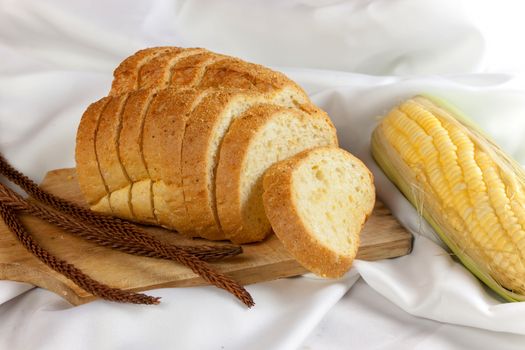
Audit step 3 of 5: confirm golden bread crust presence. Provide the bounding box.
[138,48,205,91]
[119,89,158,224]
[94,94,130,214]
[109,47,182,96]
[181,90,245,239]
[143,88,200,231]
[75,97,112,205]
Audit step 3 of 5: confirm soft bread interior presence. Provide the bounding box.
[241,111,337,238]
[182,92,268,237]
[292,149,375,256]
[219,106,338,243]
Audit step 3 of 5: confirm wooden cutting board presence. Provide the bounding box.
[0,168,412,305]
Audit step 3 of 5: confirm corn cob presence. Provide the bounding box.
[371,95,525,301]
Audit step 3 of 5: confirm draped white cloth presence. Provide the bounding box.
[1,1,525,349]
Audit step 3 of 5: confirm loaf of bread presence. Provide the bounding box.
[262,147,375,277]
[76,46,340,240]
[76,46,375,274]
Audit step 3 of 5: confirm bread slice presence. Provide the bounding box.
[216,105,338,244]
[262,147,375,278]
[181,86,310,240]
[75,97,112,209]
[93,94,133,218]
[142,88,203,230]
[118,89,158,224]
[109,47,182,96]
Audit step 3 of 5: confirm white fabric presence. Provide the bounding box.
[1,1,525,349]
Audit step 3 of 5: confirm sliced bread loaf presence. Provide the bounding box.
[78,46,343,241]
[262,147,375,278]
[88,66,311,230]
[216,104,338,244]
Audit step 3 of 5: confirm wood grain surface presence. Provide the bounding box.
[0,168,413,305]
